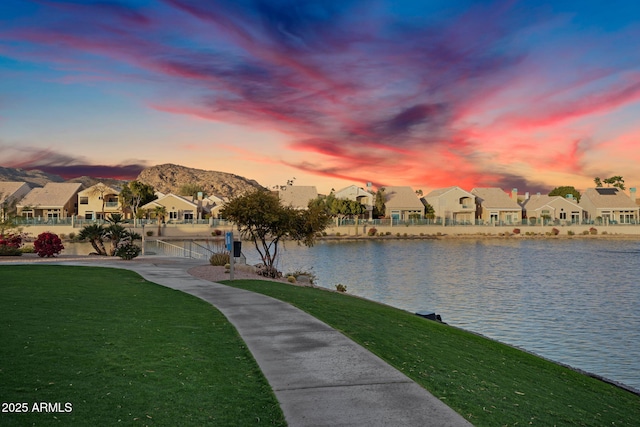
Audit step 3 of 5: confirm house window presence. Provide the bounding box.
[169,211,178,220]
[184,211,194,220]
[22,210,33,218]
[85,212,93,220]
[80,196,88,204]
[559,210,566,220]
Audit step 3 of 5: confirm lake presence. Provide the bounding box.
[248,238,640,391]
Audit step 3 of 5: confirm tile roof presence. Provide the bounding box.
[471,187,521,210]
[384,186,424,209]
[521,194,581,211]
[0,182,29,203]
[278,186,318,209]
[18,183,82,207]
[581,188,638,209]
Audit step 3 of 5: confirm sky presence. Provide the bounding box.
[1,0,639,195]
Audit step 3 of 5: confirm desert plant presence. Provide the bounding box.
[210,252,231,266]
[335,284,347,293]
[582,230,590,235]
[78,224,108,255]
[212,229,223,236]
[115,243,141,260]
[567,230,575,236]
[287,276,296,283]
[590,227,598,235]
[367,227,377,236]
[551,228,560,235]
[68,232,76,241]
[33,232,64,257]
[146,231,153,236]
[336,232,341,236]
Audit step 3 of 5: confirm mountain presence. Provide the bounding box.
[136,164,265,199]
[0,166,64,188]
[65,176,128,190]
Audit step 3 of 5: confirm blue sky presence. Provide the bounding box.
[1,0,640,194]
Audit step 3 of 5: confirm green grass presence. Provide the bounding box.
[0,266,285,426]
[222,279,640,426]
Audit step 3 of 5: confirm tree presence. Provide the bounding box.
[423,200,435,219]
[153,205,167,237]
[603,176,625,190]
[594,177,603,187]
[549,186,581,203]
[221,190,330,274]
[89,183,110,220]
[77,224,108,255]
[120,181,156,216]
[373,187,386,218]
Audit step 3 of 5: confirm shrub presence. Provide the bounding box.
[513,228,520,234]
[146,231,154,237]
[336,232,341,236]
[68,232,76,241]
[21,245,35,254]
[212,229,223,236]
[115,243,141,260]
[256,264,281,278]
[582,230,589,235]
[59,233,66,240]
[335,284,347,293]
[287,276,296,283]
[590,227,598,235]
[33,232,64,257]
[210,252,231,266]
[385,231,391,236]
[367,227,377,236]
[0,233,24,256]
[567,230,575,236]
[551,228,560,235]
[396,232,400,237]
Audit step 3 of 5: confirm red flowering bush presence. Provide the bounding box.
[34,232,64,258]
[0,233,24,256]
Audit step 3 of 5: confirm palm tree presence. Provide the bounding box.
[77,224,107,255]
[153,206,167,237]
[105,223,130,256]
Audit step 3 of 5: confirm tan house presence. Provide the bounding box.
[277,186,318,209]
[384,186,424,221]
[17,182,82,220]
[334,185,374,220]
[0,181,31,219]
[77,183,123,220]
[578,187,639,224]
[471,187,522,225]
[201,194,227,219]
[423,186,475,224]
[141,193,200,222]
[521,194,583,224]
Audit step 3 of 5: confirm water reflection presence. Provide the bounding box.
[268,239,640,391]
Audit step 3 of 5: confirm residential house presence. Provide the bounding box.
[521,194,583,224]
[140,193,201,222]
[77,183,123,220]
[17,182,82,220]
[578,187,639,224]
[384,186,424,221]
[277,185,318,209]
[201,194,227,219]
[423,186,475,224]
[0,182,31,219]
[334,184,374,220]
[471,187,522,225]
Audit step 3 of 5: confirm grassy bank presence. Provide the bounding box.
[222,279,640,426]
[0,266,285,426]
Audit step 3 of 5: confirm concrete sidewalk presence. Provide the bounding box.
[7,257,472,426]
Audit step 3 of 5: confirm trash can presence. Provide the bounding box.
[233,241,242,258]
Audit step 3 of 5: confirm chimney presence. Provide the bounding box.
[631,187,637,202]
[525,192,529,200]
[511,188,518,200]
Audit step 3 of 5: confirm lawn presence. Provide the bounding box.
[0,266,285,426]
[222,279,640,426]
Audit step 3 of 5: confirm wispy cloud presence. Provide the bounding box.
[1,145,146,179]
[2,1,640,190]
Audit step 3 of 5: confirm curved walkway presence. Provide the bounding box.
[3,256,472,426]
